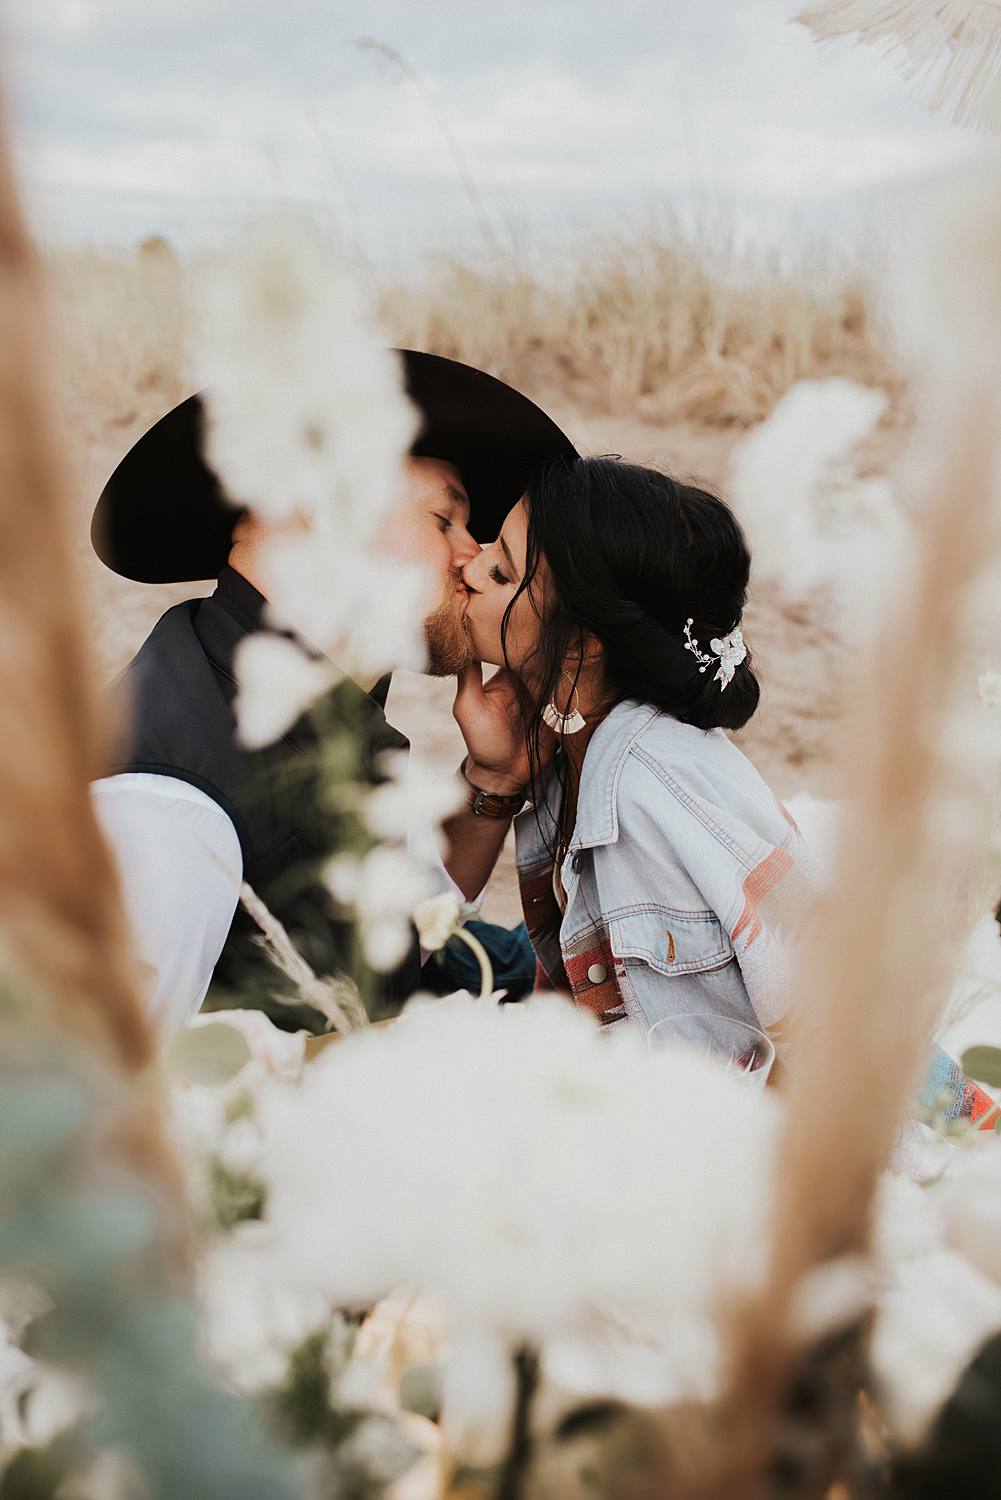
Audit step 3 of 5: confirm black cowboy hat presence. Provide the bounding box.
[92,349,578,584]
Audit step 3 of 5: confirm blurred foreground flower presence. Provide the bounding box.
[727,377,909,639]
[193,216,427,700]
[261,543,431,681]
[325,846,435,971]
[193,217,417,533]
[254,994,779,1454]
[366,751,465,865]
[413,893,495,998]
[412,891,463,951]
[233,633,339,750]
[870,1169,1001,1443]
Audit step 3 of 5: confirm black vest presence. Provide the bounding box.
[111,566,422,1028]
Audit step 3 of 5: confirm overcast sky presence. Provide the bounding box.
[0,0,973,263]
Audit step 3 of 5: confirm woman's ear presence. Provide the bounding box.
[561,631,604,678]
[580,630,604,666]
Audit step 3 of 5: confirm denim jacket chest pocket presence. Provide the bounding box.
[605,906,734,975]
[559,850,733,975]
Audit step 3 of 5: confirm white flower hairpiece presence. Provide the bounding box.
[683,618,747,690]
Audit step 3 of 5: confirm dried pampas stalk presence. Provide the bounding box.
[797,0,1001,132]
[240,881,368,1032]
[0,89,173,1089]
[702,187,1001,1493]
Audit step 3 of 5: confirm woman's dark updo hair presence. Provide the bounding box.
[500,456,760,789]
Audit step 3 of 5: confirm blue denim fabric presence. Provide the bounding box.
[423,919,537,1001]
[514,699,816,1048]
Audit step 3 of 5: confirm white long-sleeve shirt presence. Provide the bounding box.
[92,770,468,1034]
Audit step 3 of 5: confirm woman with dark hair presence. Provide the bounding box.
[451,456,820,1051]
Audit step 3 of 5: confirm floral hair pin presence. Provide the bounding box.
[683,618,747,690]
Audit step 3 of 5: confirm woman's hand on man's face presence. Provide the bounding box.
[452,663,554,793]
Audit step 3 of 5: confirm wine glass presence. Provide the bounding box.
[646,1011,775,1091]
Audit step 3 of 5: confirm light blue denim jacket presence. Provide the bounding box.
[514,701,1001,1131]
[515,699,819,1046]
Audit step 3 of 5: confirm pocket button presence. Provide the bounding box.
[587,963,608,984]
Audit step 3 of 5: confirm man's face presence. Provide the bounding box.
[381,456,480,676]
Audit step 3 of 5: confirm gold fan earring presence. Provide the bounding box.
[541,670,586,735]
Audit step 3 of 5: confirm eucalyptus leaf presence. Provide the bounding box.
[0,1075,90,1154]
[166,1023,252,1087]
[0,1186,159,1298]
[95,1299,304,1500]
[399,1362,442,1419]
[961,1046,1001,1089]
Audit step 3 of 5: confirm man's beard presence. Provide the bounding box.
[424,586,477,676]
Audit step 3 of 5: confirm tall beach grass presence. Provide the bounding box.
[44,221,901,437]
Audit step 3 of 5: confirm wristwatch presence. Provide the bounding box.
[458,755,527,819]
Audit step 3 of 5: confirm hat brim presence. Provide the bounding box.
[91,350,578,584]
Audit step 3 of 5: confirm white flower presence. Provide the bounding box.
[939,912,1001,1045]
[257,994,778,1351]
[726,378,910,640]
[978,670,1001,707]
[261,536,429,676]
[168,1014,306,1217]
[439,1326,515,1468]
[788,1255,879,1343]
[0,1318,91,1454]
[543,1317,721,1411]
[192,218,428,678]
[709,626,747,689]
[869,1246,1001,1445]
[233,633,339,750]
[413,892,462,953]
[196,1223,331,1394]
[866,1163,1001,1444]
[217,1116,265,1177]
[193,218,418,535]
[938,1135,1001,1289]
[366,752,465,865]
[883,160,1001,392]
[325,846,435,970]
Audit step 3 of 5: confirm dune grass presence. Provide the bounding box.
[44,224,901,435]
[380,231,899,426]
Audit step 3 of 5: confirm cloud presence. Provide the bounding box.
[0,0,971,254]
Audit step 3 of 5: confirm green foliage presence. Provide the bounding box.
[91,1299,305,1500]
[166,1021,252,1086]
[961,1045,1001,1090]
[0,998,306,1500]
[0,1421,89,1500]
[399,1361,442,1420]
[269,1329,364,1449]
[207,1159,266,1232]
[266,1328,418,1499]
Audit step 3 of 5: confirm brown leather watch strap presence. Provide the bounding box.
[458,755,527,819]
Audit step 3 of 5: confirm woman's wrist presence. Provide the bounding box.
[462,756,526,799]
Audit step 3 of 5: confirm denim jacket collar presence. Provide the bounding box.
[567,699,660,852]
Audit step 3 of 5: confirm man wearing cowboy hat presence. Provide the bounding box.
[91,351,576,1034]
